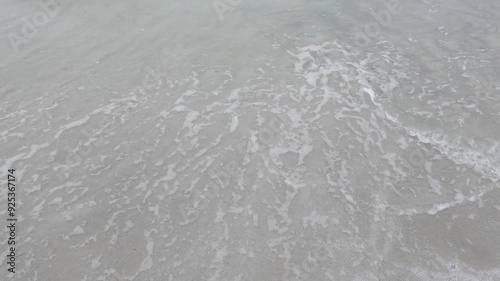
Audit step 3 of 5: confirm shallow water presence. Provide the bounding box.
[0,0,499,280]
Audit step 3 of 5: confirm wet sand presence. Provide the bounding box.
[0,0,499,280]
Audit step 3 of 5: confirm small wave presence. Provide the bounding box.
[407,129,500,183]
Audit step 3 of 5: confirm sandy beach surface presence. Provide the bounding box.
[1,0,499,280]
